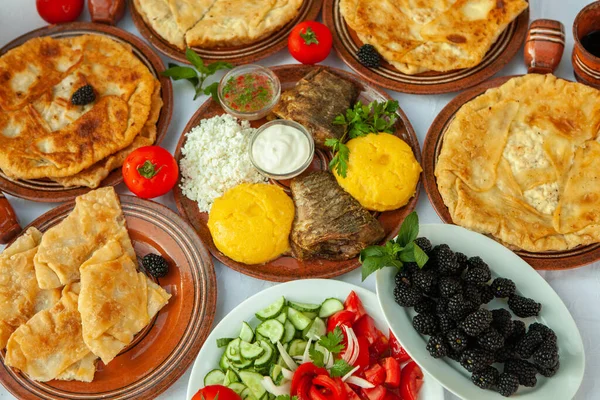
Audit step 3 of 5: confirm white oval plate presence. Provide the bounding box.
[376,224,585,400]
[187,279,445,400]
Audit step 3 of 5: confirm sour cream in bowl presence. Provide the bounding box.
[250,120,314,180]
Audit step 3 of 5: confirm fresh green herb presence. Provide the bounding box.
[326,100,399,177]
[309,347,326,367]
[300,27,319,45]
[317,326,345,354]
[161,48,232,101]
[329,359,354,377]
[360,212,429,281]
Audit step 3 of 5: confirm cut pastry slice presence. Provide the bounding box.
[134,0,187,49]
[5,283,98,383]
[0,227,61,349]
[34,187,135,289]
[78,240,171,365]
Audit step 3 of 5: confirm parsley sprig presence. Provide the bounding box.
[325,100,399,177]
[161,48,232,101]
[360,212,429,280]
[308,327,354,377]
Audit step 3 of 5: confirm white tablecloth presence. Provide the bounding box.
[0,1,598,399]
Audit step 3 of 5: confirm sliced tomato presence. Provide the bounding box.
[382,358,401,388]
[297,376,314,400]
[292,363,328,396]
[192,385,241,400]
[400,362,424,400]
[353,315,385,345]
[353,336,371,371]
[343,383,362,400]
[327,310,356,332]
[370,335,390,359]
[344,291,367,322]
[364,364,386,386]
[311,375,345,400]
[389,330,411,364]
[382,390,403,400]
[362,386,387,400]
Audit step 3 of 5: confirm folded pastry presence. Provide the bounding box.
[34,187,135,289]
[78,240,171,365]
[0,227,61,349]
[5,283,98,382]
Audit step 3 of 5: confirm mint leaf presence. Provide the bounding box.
[185,48,208,73]
[329,359,354,377]
[161,66,197,80]
[309,347,325,367]
[207,61,234,75]
[203,82,220,102]
[396,212,419,247]
[413,243,429,268]
[318,327,345,354]
[361,255,386,281]
[360,245,386,260]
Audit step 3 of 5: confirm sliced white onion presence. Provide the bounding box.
[341,366,360,382]
[347,329,360,366]
[281,367,294,380]
[324,348,334,369]
[342,326,356,364]
[346,376,375,389]
[277,341,298,371]
[302,338,313,364]
[262,376,292,396]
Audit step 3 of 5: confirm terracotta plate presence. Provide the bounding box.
[423,75,600,270]
[0,196,216,399]
[0,22,174,203]
[173,64,422,282]
[130,0,323,64]
[322,0,530,94]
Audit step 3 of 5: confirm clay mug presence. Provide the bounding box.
[525,19,565,74]
[0,192,21,244]
[88,0,126,25]
[572,1,600,88]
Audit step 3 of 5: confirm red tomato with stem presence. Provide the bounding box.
[288,21,333,64]
[327,310,356,332]
[389,330,411,364]
[399,362,424,400]
[192,385,241,400]
[36,0,84,24]
[122,146,178,199]
[344,291,367,322]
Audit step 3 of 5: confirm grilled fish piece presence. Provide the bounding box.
[273,68,360,149]
[290,171,385,260]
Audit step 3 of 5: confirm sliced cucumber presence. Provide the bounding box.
[254,340,274,368]
[226,338,242,362]
[220,352,231,371]
[275,311,287,324]
[239,322,254,343]
[239,370,267,399]
[256,319,284,344]
[230,358,253,369]
[227,382,247,395]
[303,317,326,340]
[287,307,312,330]
[282,320,296,344]
[270,364,284,385]
[288,339,307,357]
[240,388,253,400]
[224,369,240,386]
[255,297,285,321]
[240,341,265,360]
[204,369,225,386]
[288,301,321,312]
[319,298,344,318]
[217,338,235,348]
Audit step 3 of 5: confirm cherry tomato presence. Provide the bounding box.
[36,0,84,24]
[288,21,332,64]
[399,362,424,400]
[344,291,367,322]
[389,330,411,364]
[327,310,356,332]
[192,385,241,400]
[122,146,178,199]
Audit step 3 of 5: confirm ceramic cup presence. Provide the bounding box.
[0,192,21,244]
[525,19,565,74]
[572,1,600,88]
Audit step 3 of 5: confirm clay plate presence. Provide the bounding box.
[0,195,216,399]
[173,64,422,282]
[130,0,323,64]
[322,0,530,94]
[0,22,174,203]
[423,75,600,270]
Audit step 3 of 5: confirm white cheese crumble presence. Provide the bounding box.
[524,182,560,215]
[503,126,550,173]
[179,114,267,212]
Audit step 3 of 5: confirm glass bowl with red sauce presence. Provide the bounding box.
[218,65,281,121]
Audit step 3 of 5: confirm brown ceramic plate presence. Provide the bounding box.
[0,22,173,203]
[322,0,530,94]
[423,75,600,270]
[173,64,421,282]
[0,195,216,400]
[130,0,323,64]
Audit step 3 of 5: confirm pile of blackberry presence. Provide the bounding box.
[395,238,560,397]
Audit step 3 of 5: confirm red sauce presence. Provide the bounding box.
[222,73,275,112]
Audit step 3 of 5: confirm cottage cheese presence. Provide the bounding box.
[524,182,560,215]
[179,115,267,212]
[502,126,550,174]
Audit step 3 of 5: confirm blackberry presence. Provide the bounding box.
[413,269,438,295]
[471,366,500,389]
[142,253,169,278]
[506,320,526,345]
[357,44,381,68]
[439,276,462,298]
[455,251,468,266]
[477,329,505,352]
[491,309,514,338]
[463,283,483,306]
[495,345,519,363]
[413,313,438,335]
[529,323,557,344]
[403,262,420,275]
[537,360,560,377]
[491,278,516,298]
[467,256,489,271]
[427,335,448,358]
[505,359,538,387]
[515,329,544,359]
[71,84,96,106]
[479,285,495,304]
[460,348,494,372]
[508,295,541,317]
[532,342,559,369]
[447,293,473,321]
[460,309,492,337]
[437,313,456,333]
[395,269,412,286]
[464,267,491,285]
[394,283,423,307]
[414,297,436,314]
[432,244,460,276]
[447,348,462,361]
[414,237,433,255]
[446,329,469,353]
[496,373,520,397]
[436,297,449,314]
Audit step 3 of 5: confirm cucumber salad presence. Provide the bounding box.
[195,291,425,400]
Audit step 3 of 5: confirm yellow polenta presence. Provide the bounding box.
[334,134,421,211]
[208,183,295,264]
